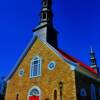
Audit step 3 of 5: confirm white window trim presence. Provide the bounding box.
[28,86,41,100]
[30,56,42,78]
[48,61,56,70]
[19,68,25,77]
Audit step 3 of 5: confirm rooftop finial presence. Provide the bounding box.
[90,47,99,73]
[90,47,94,53]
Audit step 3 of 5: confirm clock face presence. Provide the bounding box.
[19,69,24,77]
[48,61,56,70]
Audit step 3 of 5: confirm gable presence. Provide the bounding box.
[5,36,76,81]
[5,35,99,82]
[5,37,78,100]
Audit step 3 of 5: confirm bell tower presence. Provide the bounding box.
[41,0,53,25]
[33,0,58,48]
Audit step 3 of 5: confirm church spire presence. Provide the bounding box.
[90,47,99,73]
[33,0,58,48]
[40,0,53,25]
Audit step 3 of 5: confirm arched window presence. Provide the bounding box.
[90,84,96,100]
[30,56,41,78]
[42,12,47,19]
[54,90,57,100]
[80,88,87,96]
[43,0,47,7]
[16,94,19,100]
[28,86,41,100]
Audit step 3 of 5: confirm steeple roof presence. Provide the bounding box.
[90,47,99,73]
[57,49,97,74]
[33,0,58,48]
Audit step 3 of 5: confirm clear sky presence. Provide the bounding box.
[0,0,100,77]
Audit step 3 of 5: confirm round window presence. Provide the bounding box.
[19,69,24,77]
[48,61,56,70]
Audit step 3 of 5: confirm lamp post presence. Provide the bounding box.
[59,81,63,100]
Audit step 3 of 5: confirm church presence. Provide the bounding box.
[5,0,100,100]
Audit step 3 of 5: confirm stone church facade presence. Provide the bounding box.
[5,0,100,100]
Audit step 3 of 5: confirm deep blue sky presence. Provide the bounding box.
[0,0,100,77]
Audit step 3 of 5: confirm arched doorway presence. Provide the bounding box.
[28,86,41,100]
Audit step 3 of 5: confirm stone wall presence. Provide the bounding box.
[5,39,77,100]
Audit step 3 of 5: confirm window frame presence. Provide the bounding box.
[28,86,41,100]
[19,68,24,77]
[30,56,42,78]
[48,61,56,70]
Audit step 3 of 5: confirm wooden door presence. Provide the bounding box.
[29,96,39,100]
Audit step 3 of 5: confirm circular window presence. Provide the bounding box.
[48,61,56,70]
[19,69,24,77]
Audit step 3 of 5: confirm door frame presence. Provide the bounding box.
[28,86,41,100]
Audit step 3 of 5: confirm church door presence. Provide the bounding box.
[29,96,39,100]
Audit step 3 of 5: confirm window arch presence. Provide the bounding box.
[80,88,87,96]
[30,56,41,78]
[43,0,47,7]
[54,90,57,100]
[16,94,19,100]
[28,86,41,100]
[90,84,96,100]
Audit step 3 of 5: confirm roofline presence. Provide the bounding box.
[32,23,58,33]
[5,36,99,82]
[39,39,78,68]
[75,70,100,82]
[4,36,37,81]
[4,36,78,81]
